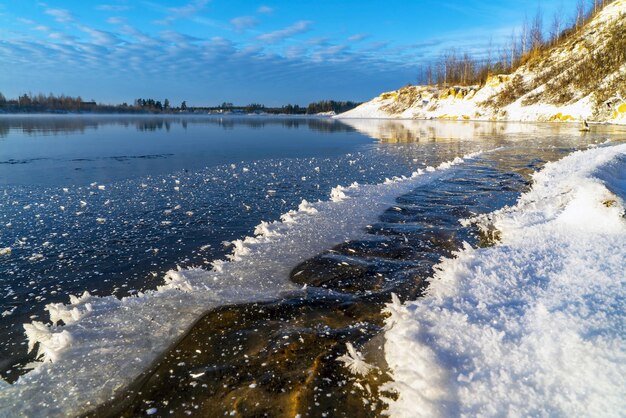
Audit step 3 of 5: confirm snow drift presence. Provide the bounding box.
[383,143,626,417]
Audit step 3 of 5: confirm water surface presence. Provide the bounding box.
[0,116,624,416]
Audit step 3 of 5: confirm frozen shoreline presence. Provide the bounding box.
[0,151,481,417]
[383,144,626,417]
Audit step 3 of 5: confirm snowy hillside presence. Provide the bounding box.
[337,0,626,124]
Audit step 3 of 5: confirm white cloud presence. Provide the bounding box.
[95,4,130,12]
[257,6,273,14]
[0,7,422,104]
[306,37,330,46]
[230,16,258,32]
[284,45,307,59]
[160,30,201,45]
[347,34,368,42]
[257,21,312,44]
[155,0,209,25]
[17,18,35,25]
[44,8,74,23]
[77,25,121,46]
[49,32,75,42]
[106,17,125,25]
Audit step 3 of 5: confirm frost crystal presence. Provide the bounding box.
[336,343,374,376]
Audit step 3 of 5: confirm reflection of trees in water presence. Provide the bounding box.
[0,116,355,137]
[341,118,626,176]
[0,118,95,137]
[342,119,518,143]
[183,116,355,133]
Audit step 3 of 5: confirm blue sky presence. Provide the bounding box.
[0,0,569,106]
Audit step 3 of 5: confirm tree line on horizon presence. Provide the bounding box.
[416,0,615,87]
[0,92,359,115]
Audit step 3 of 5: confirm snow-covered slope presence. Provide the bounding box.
[382,143,626,417]
[338,0,626,124]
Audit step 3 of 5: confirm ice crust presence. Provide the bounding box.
[0,153,480,417]
[383,144,626,417]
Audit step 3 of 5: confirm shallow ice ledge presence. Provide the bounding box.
[0,152,481,417]
[383,144,626,417]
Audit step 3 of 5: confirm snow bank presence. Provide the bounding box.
[337,1,626,125]
[336,85,489,121]
[383,144,626,417]
[338,95,393,119]
[0,153,482,417]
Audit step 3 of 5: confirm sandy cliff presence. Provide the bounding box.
[338,0,626,124]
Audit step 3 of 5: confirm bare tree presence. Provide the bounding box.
[530,6,544,53]
[550,5,564,45]
[576,0,586,29]
[509,29,518,69]
[461,53,474,85]
[486,36,494,73]
[520,15,529,55]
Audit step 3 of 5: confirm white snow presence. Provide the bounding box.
[383,144,626,417]
[0,152,483,418]
[337,0,626,125]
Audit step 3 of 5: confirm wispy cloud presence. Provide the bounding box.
[155,0,209,25]
[106,16,125,25]
[77,25,121,46]
[17,18,35,25]
[230,15,258,32]
[257,5,273,14]
[257,21,312,44]
[306,37,330,46]
[0,24,420,104]
[169,0,209,18]
[95,4,130,12]
[49,32,75,42]
[44,8,74,23]
[347,34,368,42]
[160,30,201,45]
[311,44,349,63]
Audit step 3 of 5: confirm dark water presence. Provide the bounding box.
[0,115,624,416]
[0,115,361,186]
[102,125,626,418]
[102,152,528,418]
[0,115,371,380]
[0,115,482,381]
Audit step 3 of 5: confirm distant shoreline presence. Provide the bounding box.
[0,111,336,118]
